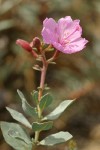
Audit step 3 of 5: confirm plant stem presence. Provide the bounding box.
[38,61,48,101]
[47,50,60,63]
[34,51,48,145]
[34,131,40,143]
[34,49,59,147]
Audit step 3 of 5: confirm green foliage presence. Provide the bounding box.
[39,93,53,112]
[2,91,73,149]
[43,100,74,121]
[39,131,72,146]
[4,94,73,148]
[31,90,38,105]
[32,121,53,132]
[5,92,74,148]
[17,89,38,118]
[0,122,32,150]
[6,107,31,129]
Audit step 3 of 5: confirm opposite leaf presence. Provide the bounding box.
[6,107,31,129]
[31,90,38,105]
[43,100,74,121]
[32,121,53,132]
[39,93,53,111]
[39,131,72,146]
[0,122,32,150]
[17,89,38,118]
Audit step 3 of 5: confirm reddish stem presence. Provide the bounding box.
[38,53,48,101]
[31,50,38,58]
[52,49,60,60]
[34,48,59,144]
[47,50,60,63]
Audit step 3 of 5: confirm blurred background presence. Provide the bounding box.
[0,0,100,150]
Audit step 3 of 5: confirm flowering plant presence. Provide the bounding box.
[0,16,88,150]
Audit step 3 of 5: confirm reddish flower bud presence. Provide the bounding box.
[16,39,32,52]
[30,37,41,50]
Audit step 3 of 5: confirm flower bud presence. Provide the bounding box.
[30,37,41,50]
[16,39,32,52]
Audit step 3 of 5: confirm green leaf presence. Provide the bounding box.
[31,90,38,104]
[43,100,74,121]
[39,131,72,146]
[39,93,53,111]
[6,107,31,129]
[17,89,38,118]
[0,122,32,150]
[8,127,31,144]
[32,121,53,132]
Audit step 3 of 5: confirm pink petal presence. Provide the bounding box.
[42,28,52,44]
[53,42,64,52]
[42,18,58,44]
[43,18,57,32]
[63,38,88,54]
[58,17,82,44]
[65,16,73,21]
[57,16,73,40]
[74,20,82,34]
[64,20,81,37]
[67,31,81,42]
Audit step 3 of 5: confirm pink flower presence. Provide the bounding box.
[42,16,88,54]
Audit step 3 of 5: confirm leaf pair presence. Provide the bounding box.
[38,99,74,146]
[1,121,72,148]
[31,90,53,113]
[32,90,53,113]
